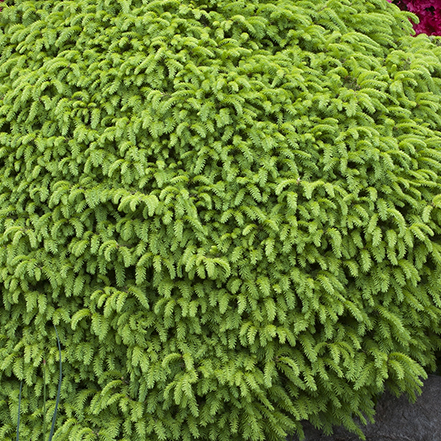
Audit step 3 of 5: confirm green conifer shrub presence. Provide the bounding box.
[1,0,441,440]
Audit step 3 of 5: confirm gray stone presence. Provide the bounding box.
[287,374,441,441]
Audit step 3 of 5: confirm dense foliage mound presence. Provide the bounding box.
[1,1,441,440]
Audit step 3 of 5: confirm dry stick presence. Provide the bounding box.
[43,358,47,438]
[16,324,62,441]
[49,325,62,440]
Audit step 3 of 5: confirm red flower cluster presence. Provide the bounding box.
[387,0,441,35]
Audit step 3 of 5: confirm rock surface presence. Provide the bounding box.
[287,374,441,441]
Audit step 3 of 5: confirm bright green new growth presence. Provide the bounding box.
[1,0,441,440]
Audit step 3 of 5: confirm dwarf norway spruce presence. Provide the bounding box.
[1,0,441,440]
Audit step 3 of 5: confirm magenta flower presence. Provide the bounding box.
[387,0,441,35]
